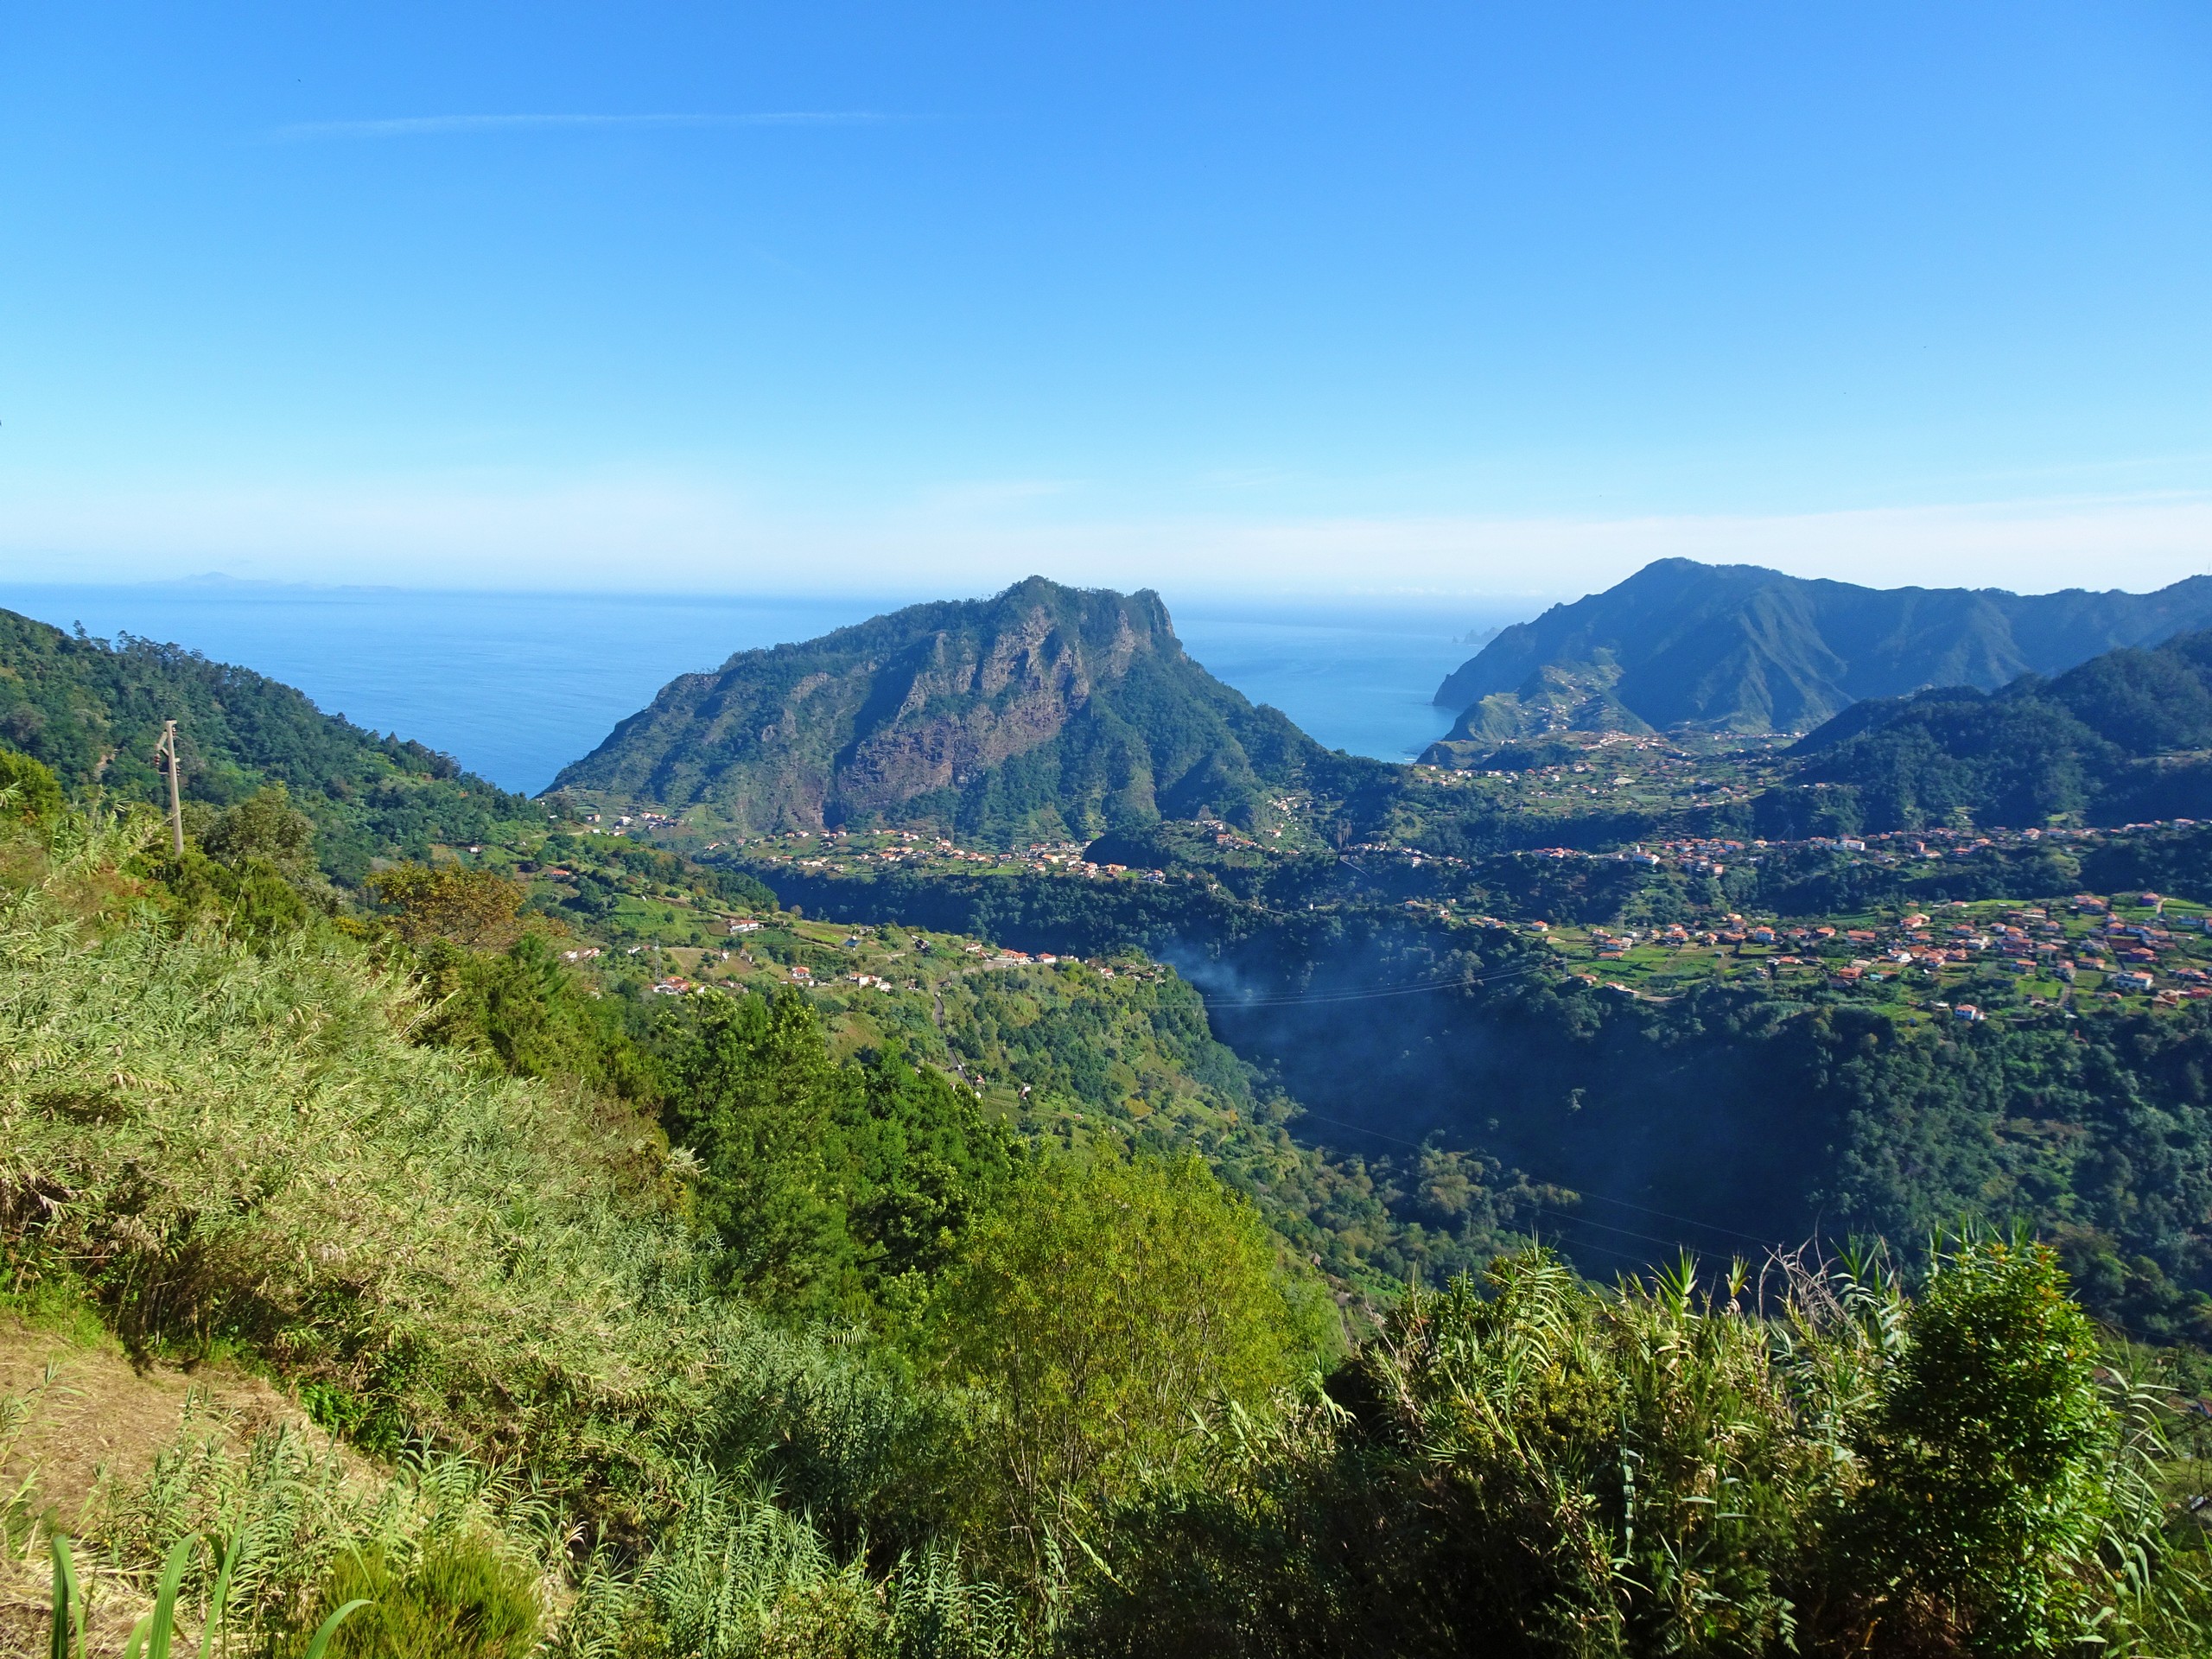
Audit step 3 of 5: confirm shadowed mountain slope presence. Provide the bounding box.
[551,577,1321,843]
[1429,559,2212,747]
[1771,626,2212,832]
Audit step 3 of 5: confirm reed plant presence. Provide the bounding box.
[1074,1242,2212,1658]
[550,1465,1031,1659]
[40,1529,365,1659]
[0,803,1019,1654]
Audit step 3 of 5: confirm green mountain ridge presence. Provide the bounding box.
[1429,557,2212,746]
[1776,626,2212,832]
[8,585,2212,1656]
[1428,653,1653,755]
[551,576,1321,844]
[0,606,541,880]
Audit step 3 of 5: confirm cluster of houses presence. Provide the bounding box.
[1504,815,2209,882]
[745,829,1169,884]
[1569,891,2212,1013]
[1350,842,1470,871]
[571,808,676,837]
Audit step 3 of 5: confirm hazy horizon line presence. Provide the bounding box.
[8,485,2211,603]
[0,574,1563,623]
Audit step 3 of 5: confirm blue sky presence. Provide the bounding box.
[3,3,2210,600]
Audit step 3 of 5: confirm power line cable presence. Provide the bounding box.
[1286,1105,1785,1249]
[1195,957,1551,1007]
[1525,1206,1717,1254]
[1549,1191,1784,1249]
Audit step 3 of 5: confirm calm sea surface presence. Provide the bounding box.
[0,583,1528,795]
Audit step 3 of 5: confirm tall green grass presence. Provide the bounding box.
[0,810,1019,1653]
[43,1529,367,1659]
[1,811,906,1505]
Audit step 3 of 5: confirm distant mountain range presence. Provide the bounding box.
[551,577,1320,843]
[1426,559,2212,758]
[25,560,2212,874]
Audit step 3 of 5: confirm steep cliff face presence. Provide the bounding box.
[1429,559,2212,747]
[553,578,1319,842]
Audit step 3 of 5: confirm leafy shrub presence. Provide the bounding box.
[0,744,64,822]
[930,1150,1319,1573]
[668,988,1022,1323]
[155,848,314,939]
[366,861,528,948]
[204,782,320,878]
[414,931,664,1101]
[1827,1237,2121,1656]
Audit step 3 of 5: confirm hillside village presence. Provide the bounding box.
[1402,728,1788,808]
[1534,887,2212,1021]
[561,806,2212,1034]
[738,827,1178,884]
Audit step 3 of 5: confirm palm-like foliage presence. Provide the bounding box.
[1078,1243,2211,1658]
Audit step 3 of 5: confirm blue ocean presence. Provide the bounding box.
[0,582,1529,795]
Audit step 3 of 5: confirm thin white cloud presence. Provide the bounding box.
[269,111,890,141]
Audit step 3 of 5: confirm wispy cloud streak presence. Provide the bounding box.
[270,111,890,141]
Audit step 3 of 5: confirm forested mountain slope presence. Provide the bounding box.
[551,577,1319,844]
[1429,558,2212,742]
[3,603,2209,1654]
[0,606,538,880]
[1786,626,2212,831]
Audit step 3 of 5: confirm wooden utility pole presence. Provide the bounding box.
[157,720,184,855]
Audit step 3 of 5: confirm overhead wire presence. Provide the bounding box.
[1569,1190,1783,1249]
[1189,948,1795,1256]
[1287,1104,1788,1252]
[1192,957,1552,1007]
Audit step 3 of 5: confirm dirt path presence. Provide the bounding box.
[0,1317,317,1655]
[0,1318,300,1530]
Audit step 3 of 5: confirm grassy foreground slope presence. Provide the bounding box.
[0,793,1323,1653]
[0,810,982,1650]
[0,814,873,1501]
[6,776,2212,1656]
